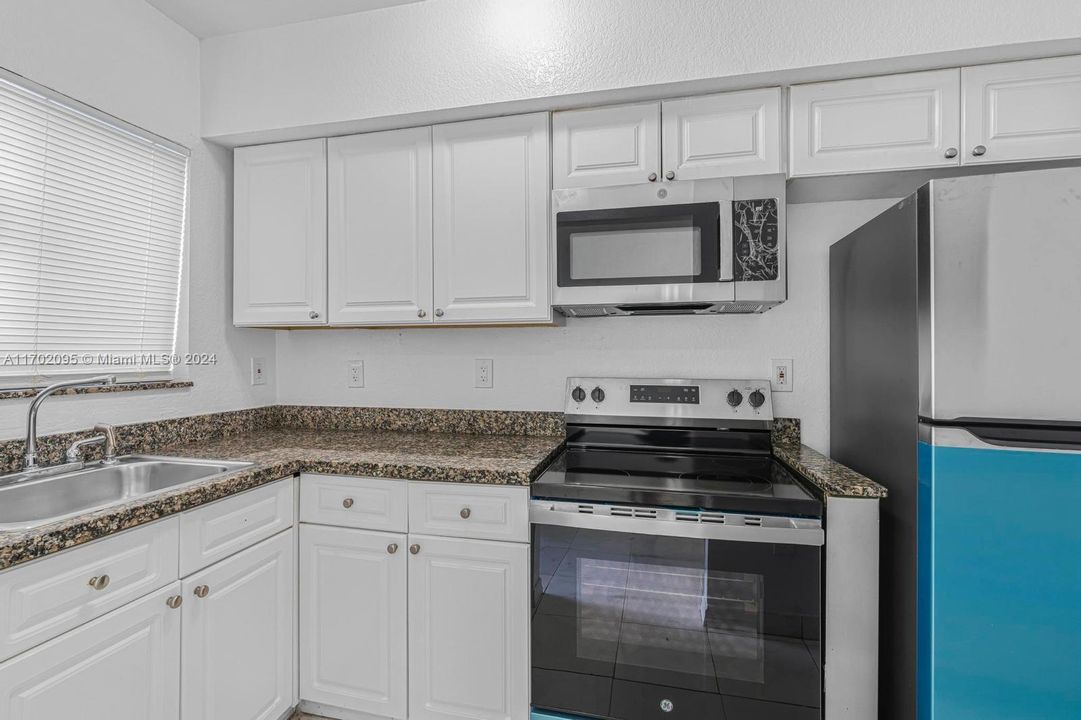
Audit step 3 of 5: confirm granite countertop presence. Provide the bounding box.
[0,428,565,572]
[774,442,888,499]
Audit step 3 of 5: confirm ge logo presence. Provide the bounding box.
[660,698,674,712]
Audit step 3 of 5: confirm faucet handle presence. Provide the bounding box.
[93,423,119,464]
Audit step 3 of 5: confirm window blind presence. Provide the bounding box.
[0,73,188,381]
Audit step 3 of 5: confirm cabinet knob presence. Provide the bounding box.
[417,309,426,318]
[88,575,110,591]
[166,595,183,609]
[647,172,658,182]
[194,585,210,599]
[409,544,421,555]
[665,170,675,181]
[435,308,444,317]
[944,147,958,159]
[387,543,399,554]
[972,145,987,156]
[342,497,354,509]
[460,507,471,519]
[309,310,320,319]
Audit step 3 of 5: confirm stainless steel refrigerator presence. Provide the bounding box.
[830,167,1081,720]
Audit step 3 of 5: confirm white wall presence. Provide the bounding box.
[201,0,1081,143]
[0,0,276,440]
[276,198,898,453]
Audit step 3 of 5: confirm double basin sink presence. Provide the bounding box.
[0,456,253,531]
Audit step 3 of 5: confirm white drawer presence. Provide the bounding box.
[179,478,294,576]
[300,474,408,532]
[0,517,179,662]
[408,482,529,542]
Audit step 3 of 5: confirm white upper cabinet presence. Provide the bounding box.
[789,69,962,176]
[962,54,1081,165]
[432,113,551,324]
[234,139,327,326]
[661,88,784,180]
[328,128,434,325]
[553,102,661,188]
[181,530,294,720]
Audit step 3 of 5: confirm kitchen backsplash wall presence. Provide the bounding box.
[276,198,897,454]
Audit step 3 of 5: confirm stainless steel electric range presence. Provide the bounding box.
[530,378,824,720]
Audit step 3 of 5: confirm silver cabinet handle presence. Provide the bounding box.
[647,172,657,182]
[972,145,987,156]
[944,147,958,159]
[309,310,320,319]
[417,309,426,318]
[434,308,444,317]
[166,595,183,609]
[409,544,421,555]
[665,170,675,180]
[387,543,398,554]
[194,585,210,599]
[342,497,354,509]
[460,507,471,519]
[88,575,110,591]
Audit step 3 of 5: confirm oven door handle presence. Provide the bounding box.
[530,500,823,547]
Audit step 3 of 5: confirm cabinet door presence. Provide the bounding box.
[299,525,407,717]
[0,583,181,720]
[789,69,961,176]
[661,88,783,180]
[553,102,660,188]
[432,113,550,324]
[181,530,294,720]
[234,139,327,326]
[408,535,529,720]
[328,128,434,324]
[962,55,1081,164]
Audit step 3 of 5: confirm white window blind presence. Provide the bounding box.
[0,73,189,381]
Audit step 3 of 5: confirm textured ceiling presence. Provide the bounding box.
[145,0,425,38]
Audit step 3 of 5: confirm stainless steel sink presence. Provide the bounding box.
[0,455,253,530]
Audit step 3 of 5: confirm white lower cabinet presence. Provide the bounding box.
[298,476,530,720]
[0,583,183,720]
[300,524,408,718]
[407,534,529,720]
[181,528,295,720]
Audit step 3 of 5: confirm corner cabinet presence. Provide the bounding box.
[432,114,551,324]
[234,139,327,326]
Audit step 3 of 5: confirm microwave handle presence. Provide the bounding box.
[718,199,734,281]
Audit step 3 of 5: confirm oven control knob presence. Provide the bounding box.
[591,387,605,403]
[726,389,743,407]
[748,389,766,408]
[571,386,586,403]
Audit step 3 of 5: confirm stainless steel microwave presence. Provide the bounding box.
[552,175,787,316]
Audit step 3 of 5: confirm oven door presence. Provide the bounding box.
[553,201,735,309]
[531,503,823,720]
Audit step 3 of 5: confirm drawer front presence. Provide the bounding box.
[0,518,179,662]
[300,474,408,532]
[179,478,294,576]
[408,482,529,542]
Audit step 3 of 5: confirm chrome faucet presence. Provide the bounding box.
[24,375,116,470]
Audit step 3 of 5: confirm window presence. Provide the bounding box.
[0,70,189,384]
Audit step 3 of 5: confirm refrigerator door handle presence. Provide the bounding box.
[920,422,1081,454]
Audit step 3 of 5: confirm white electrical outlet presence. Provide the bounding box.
[348,360,364,388]
[771,358,793,392]
[475,358,493,388]
[250,357,266,386]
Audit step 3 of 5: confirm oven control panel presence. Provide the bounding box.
[566,377,774,423]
